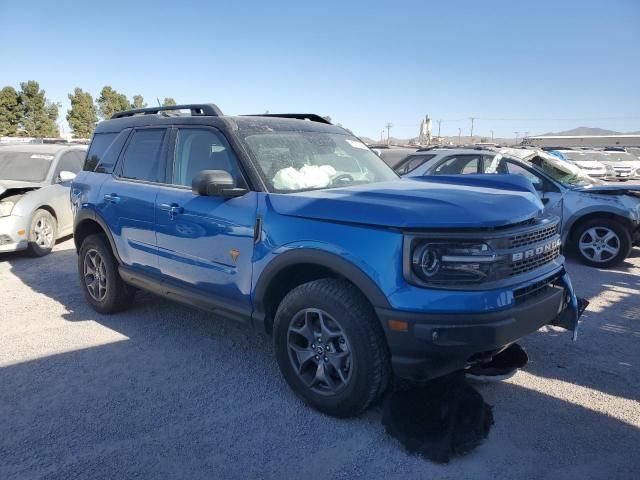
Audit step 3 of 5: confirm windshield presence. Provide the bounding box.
[531,156,601,187]
[240,132,398,192]
[0,151,53,182]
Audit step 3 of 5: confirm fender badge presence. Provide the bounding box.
[230,249,240,263]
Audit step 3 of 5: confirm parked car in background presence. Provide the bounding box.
[0,144,87,256]
[399,147,640,267]
[369,144,418,168]
[597,150,640,180]
[71,104,583,417]
[555,149,613,179]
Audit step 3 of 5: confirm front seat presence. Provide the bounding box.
[185,135,236,186]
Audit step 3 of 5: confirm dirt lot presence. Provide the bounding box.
[1,239,638,480]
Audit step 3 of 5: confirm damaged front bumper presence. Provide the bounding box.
[0,214,30,252]
[377,269,587,382]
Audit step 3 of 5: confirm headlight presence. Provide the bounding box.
[409,240,496,285]
[0,201,15,217]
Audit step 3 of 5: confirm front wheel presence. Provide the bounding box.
[273,279,390,417]
[26,209,57,257]
[573,218,631,268]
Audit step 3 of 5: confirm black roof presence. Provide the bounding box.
[96,104,345,136]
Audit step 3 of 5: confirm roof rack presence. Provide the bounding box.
[242,113,332,124]
[111,103,223,119]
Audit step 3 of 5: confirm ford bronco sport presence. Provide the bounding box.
[72,104,583,417]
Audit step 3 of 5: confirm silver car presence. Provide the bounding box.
[398,147,640,268]
[0,144,87,256]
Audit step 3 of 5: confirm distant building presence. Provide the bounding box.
[523,134,640,147]
[418,115,432,145]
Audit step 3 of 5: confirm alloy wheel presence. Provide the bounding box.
[84,249,108,301]
[33,216,54,248]
[578,226,620,263]
[287,308,353,395]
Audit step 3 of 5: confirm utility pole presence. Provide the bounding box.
[514,131,520,144]
[385,123,393,145]
[458,127,462,144]
[469,117,476,140]
[437,119,442,138]
[491,130,494,141]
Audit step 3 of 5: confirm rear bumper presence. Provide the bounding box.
[376,274,576,381]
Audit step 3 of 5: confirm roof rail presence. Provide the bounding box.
[242,113,332,124]
[111,103,223,119]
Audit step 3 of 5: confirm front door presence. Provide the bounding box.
[503,159,564,222]
[155,126,257,317]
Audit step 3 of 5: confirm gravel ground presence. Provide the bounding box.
[0,239,638,480]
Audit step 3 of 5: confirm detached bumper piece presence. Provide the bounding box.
[552,272,589,340]
[465,343,529,382]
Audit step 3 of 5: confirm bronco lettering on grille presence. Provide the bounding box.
[511,238,561,262]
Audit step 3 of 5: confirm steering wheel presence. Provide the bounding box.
[331,173,355,186]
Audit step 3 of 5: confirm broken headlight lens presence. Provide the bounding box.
[410,241,496,285]
[0,201,15,217]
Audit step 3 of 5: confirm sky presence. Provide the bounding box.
[1,0,639,140]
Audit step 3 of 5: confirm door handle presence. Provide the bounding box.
[159,203,184,217]
[103,193,120,203]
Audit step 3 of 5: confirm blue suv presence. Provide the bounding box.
[72,104,582,417]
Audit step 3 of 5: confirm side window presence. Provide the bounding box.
[505,161,543,189]
[54,151,85,179]
[481,154,503,173]
[84,133,117,171]
[433,155,481,175]
[395,154,436,175]
[172,128,240,187]
[120,129,166,182]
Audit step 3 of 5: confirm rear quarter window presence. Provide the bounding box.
[84,133,117,172]
[83,130,131,174]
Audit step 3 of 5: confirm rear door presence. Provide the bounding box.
[97,127,169,273]
[155,126,257,319]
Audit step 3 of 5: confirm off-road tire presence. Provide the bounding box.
[78,234,135,314]
[274,278,390,417]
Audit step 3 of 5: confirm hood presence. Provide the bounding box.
[267,176,543,229]
[0,180,42,199]
[0,180,43,196]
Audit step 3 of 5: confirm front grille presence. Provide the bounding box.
[513,271,563,304]
[0,235,12,246]
[509,223,558,248]
[510,246,561,276]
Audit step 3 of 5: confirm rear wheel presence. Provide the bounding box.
[573,218,631,268]
[273,278,390,417]
[78,234,135,314]
[26,209,57,257]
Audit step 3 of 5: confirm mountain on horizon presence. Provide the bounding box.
[538,126,622,136]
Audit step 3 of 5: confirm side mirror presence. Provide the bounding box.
[192,170,247,198]
[58,171,77,183]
